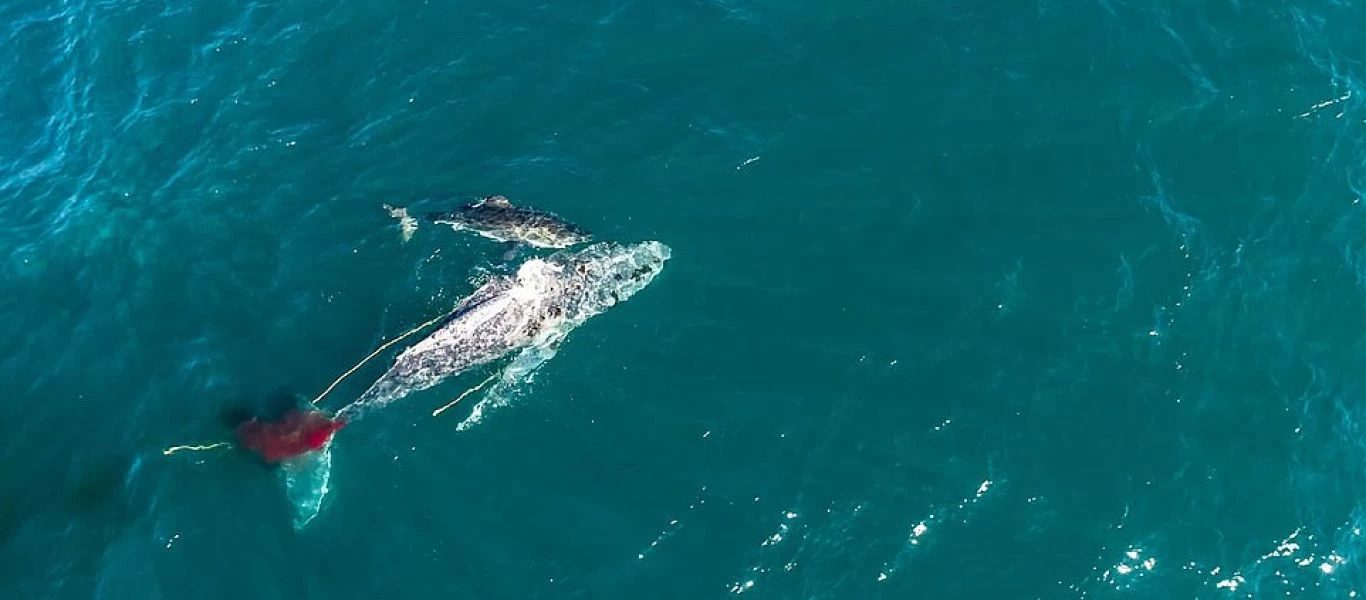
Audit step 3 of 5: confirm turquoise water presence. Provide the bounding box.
[4,0,1366,597]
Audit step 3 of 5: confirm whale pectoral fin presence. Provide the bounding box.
[499,241,520,262]
[534,328,568,355]
[542,336,565,355]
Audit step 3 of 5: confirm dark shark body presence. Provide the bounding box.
[425,195,592,249]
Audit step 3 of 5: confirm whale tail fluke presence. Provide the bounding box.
[383,204,419,243]
[280,441,334,529]
[234,409,346,529]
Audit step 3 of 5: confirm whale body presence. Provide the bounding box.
[337,240,670,419]
[425,195,592,249]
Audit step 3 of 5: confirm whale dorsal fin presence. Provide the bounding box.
[482,195,512,208]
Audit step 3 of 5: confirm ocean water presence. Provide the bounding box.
[4,0,1366,598]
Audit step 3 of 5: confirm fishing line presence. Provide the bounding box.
[431,371,500,417]
[161,306,460,457]
[162,442,232,456]
[310,306,457,408]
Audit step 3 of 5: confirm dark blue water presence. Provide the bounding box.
[4,0,1366,597]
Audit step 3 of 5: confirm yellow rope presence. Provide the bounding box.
[162,442,232,456]
[431,371,499,417]
[310,307,458,407]
[163,306,459,459]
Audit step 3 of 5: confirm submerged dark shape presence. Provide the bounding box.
[234,409,346,464]
[424,195,592,249]
[219,388,301,430]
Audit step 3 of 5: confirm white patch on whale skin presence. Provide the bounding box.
[477,225,575,249]
[472,228,517,245]
[511,259,563,298]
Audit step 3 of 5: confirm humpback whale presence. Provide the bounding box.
[422,195,592,249]
[243,241,669,528]
[338,240,669,420]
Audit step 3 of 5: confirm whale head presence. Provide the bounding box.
[544,241,671,322]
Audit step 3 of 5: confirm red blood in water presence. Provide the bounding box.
[235,409,346,463]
